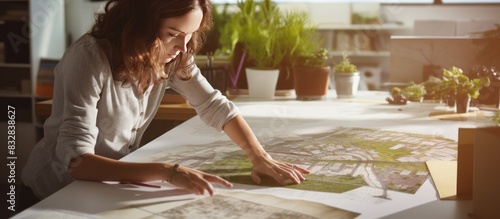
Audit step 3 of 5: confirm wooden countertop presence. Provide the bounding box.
[35,99,197,121]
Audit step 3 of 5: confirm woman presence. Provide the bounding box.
[21,0,309,208]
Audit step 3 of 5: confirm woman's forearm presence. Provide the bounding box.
[222,115,270,164]
[69,153,171,182]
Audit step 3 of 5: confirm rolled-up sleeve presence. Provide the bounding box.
[169,63,240,132]
[54,36,106,167]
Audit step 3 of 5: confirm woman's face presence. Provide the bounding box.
[158,8,203,64]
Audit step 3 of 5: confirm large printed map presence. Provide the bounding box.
[151,126,457,199]
[95,191,358,219]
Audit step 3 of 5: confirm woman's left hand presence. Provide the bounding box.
[221,115,310,186]
[250,155,310,186]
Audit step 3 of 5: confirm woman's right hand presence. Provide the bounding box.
[164,164,233,196]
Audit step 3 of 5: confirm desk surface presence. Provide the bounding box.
[18,91,486,219]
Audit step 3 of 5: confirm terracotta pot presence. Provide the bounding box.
[293,66,330,100]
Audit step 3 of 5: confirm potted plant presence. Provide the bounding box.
[470,25,500,105]
[215,0,284,99]
[441,66,491,113]
[385,83,426,105]
[240,0,285,99]
[423,76,444,103]
[218,1,319,97]
[333,52,360,98]
[214,0,273,94]
[292,48,331,100]
[276,10,319,91]
[401,82,427,103]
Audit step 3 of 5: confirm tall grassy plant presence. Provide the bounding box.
[218,0,321,72]
[216,4,240,57]
[241,0,285,69]
[280,11,321,77]
[244,18,285,69]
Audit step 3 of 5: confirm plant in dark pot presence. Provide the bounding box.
[468,65,499,106]
[333,53,360,98]
[218,0,319,95]
[471,24,500,106]
[293,48,331,100]
[441,66,491,113]
[216,0,279,94]
[276,10,319,92]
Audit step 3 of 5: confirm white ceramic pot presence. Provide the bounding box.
[334,71,360,98]
[245,68,279,100]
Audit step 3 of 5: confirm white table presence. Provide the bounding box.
[14,91,481,219]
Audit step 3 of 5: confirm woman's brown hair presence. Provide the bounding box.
[91,0,213,94]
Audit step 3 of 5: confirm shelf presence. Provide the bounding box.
[317,23,411,31]
[329,51,391,57]
[0,93,32,98]
[194,55,231,67]
[0,96,32,122]
[0,63,31,68]
[318,23,412,91]
[1,0,32,124]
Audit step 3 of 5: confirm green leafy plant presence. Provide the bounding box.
[351,12,380,25]
[227,0,285,70]
[389,82,427,102]
[216,0,271,58]
[279,10,320,77]
[295,48,329,68]
[423,76,444,101]
[214,4,240,57]
[243,17,285,69]
[492,111,500,124]
[472,24,500,68]
[441,66,491,99]
[217,0,320,74]
[401,82,427,102]
[334,53,358,73]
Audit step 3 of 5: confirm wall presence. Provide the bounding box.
[390,37,483,83]
[31,0,66,95]
[65,2,500,44]
[64,0,104,44]
[381,4,500,27]
[0,0,66,186]
[385,5,500,83]
[62,2,500,86]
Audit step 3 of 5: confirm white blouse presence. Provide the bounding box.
[21,34,240,199]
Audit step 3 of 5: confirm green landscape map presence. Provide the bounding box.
[151,127,457,198]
